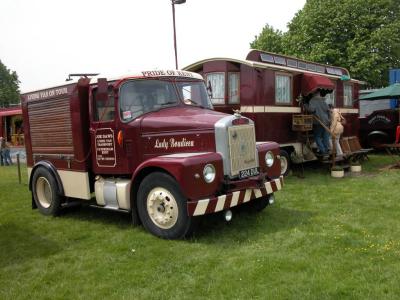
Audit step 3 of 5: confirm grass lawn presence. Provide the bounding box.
[1,154,400,299]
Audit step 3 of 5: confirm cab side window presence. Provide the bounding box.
[93,88,115,122]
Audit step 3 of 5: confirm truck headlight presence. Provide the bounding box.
[203,164,216,183]
[265,151,274,167]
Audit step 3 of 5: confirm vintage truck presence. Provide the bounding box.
[21,70,283,239]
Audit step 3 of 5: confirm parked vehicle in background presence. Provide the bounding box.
[358,69,400,148]
[21,70,283,239]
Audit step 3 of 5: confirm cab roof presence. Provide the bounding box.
[21,70,203,94]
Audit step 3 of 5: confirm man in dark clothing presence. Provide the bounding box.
[305,90,331,156]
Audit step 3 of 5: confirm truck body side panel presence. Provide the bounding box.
[22,80,91,172]
[28,95,74,154]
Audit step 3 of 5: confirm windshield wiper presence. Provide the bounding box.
[161,101,177,106]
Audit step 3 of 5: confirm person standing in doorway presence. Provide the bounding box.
[305,89,331,158]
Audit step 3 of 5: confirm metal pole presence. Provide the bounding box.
[17,153,21,184]
[172,1,178,69]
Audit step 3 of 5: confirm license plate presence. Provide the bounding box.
[239,167,259,179]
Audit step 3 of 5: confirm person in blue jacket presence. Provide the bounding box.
[305,90,331,158]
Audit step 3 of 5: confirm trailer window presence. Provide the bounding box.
[228,73,240,104]
[206,73,225,105]
[325,89,336,106]
[93,88,115,122]
[343,84,353,107]
[275,74,292,104]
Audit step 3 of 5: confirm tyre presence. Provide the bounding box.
[279,149,291,176]
[241,195,271,212]
[367,132,389,149]
[137,172,194,239]
[32,167,62,216]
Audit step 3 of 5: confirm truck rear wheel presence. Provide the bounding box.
[32,167,62,216]
[137,172,194,239]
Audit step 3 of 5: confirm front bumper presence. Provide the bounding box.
[187,176,283,216]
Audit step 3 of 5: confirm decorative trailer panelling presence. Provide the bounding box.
[184,50,365,176]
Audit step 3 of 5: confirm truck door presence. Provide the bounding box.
[89,79,130,175]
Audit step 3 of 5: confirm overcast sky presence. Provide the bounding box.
[0,0,306,92]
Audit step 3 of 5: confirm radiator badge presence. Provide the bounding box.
[155,138,194,150]
[233,109,241,118]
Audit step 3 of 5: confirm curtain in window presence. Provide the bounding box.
[207,73,225,104]
[228,73,240,104]
[275,75,291,104]
[344,84,353,106]
[325,90,335,106]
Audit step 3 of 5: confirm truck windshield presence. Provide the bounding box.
[175,80,213,109]
[120,79,178,122]
[119,78,213,122]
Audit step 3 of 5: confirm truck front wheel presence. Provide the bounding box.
[137,172,194,239]
[32,167,62,216]
[280,150,291,177]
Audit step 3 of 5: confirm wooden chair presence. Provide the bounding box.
[346,136,372,161]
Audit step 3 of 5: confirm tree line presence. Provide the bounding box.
[1,0,399,107]
[0,60,20,108]
[251,0,400,88]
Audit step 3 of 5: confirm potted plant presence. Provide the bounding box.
[350,161,362,172]
[331,165,345,178]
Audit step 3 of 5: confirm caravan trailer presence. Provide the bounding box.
[184,50,364,175]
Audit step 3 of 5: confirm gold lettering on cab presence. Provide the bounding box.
[95,128,116,167]
[154,138,194,150]
[141,70,194,78]
[26,87,68,101]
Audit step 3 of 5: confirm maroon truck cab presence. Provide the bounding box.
[21,70,283,239]
[184,50,364,175]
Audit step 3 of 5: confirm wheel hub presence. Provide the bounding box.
[36,176,52,208]
[147,187,178,229]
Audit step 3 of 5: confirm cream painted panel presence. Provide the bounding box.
[27,167,32,182]
[240,106,301,113]
[338,108,359,114]
[57,170,91,200]
[264,106,301,113]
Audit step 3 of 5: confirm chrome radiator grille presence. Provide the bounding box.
[227,125,258,176]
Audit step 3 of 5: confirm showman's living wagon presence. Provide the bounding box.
[185,50,365,175]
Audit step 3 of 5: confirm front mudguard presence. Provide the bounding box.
[132,152,224,201]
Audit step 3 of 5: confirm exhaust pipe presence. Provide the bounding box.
[224,209,233,222]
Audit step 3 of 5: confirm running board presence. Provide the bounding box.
[89,204,130,213]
